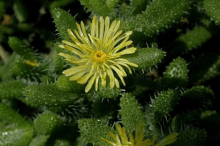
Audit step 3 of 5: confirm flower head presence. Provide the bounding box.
[59,16,138,93]
[101,122,178,146]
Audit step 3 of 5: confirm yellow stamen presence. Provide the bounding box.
[94,50,107,62]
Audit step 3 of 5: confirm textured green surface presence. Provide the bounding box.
[0,0,220,145]
[123,48,165,70]
[204,0,220,25]
[170,129,207,146]
[0,103,31,128]
[96,85,121,99]
[23,83,87,119]
[151,89,179,117]
[0,128,33,146]
[8,37,37,61]
[23,84,79,107]
[171,27,211,54]
[120,93,144,131]
[120,0,190,37]
[79,0,112,17]
[160,57,188,89]
[29,135,50,146]
[180,86,214,110]
[56,75,84,93]
[78,118,114,146]
[53,8,77,42]
[0,53,19,80]
[0,80,27,99]
[34,111,61,135]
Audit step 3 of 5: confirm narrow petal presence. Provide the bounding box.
[109,131,117,141]
[114,31,132,45]
[110,65,126,86]
[69,71,87,81]
[115,123,122,135]
[100,137,116,146]
[110,65,124,77]
[116,61,132,74]
[114,37,130,53]
[106,68,115,88]
[104,20,117,43]
[58,52,79,61]
[107,60,127,76]
[116,47,137,56]
[128,131,134,145]
[95,75,100,91]
[62,40,87,53]
[63,66,88,76]
[101,72,106,87]
[120,127,129,144]
[76,22,84,37]
[91,16,98,37]
[104,17,110,37]
[114,78,120,88]
[85,73,97,93]
[80,21,89,39]
[106,30,123,47]
[67,29,81,43]
[116,58,138,67]
[77,71,94,84]
[99,16,104,40]
[63,45,84,57]
[112,21,120,36]
[95,16,99,38]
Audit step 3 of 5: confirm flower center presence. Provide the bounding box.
[94,50,107,62]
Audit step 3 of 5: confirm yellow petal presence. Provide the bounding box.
[101,72,106,87]
[110,65,126,86]
[80,21,89,39]
[77,71,94,84]
[109,131,117,141]
[104,17,110,36]
[58,52,79,62]
[120,127,129,144]
[85,73,97,93]
[63,45,84,57]
[106,68,115,89]
[117,58,138,67]
[116,47,137,56]
[115,123,122,135]
[100,137,116,146]
[99,16,104,40]
[67,29,81,43]
[69,71,87,81]
[104,20,117,43]
[76,22,84,37]
[108,60,127,76]
[114,31,132,45]
[114,78,120,88]
[95,75,100,91]
[116,61,133,74]
[62,66,88,76]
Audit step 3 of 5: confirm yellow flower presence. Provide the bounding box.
[58,16,138,93]
[101,123,178,146]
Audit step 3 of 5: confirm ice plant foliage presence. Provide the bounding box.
[59,16,138,93]
[101,123,178,146]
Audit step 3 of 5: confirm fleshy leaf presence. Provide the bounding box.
[120,93,145,131]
